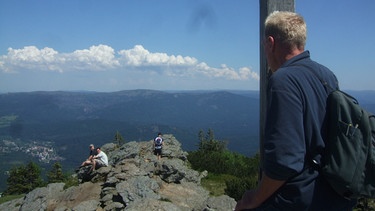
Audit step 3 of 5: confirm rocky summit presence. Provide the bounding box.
[0,134,236,211]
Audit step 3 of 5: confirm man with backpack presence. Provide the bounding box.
[235,11,356,210]
[153,132,163,160]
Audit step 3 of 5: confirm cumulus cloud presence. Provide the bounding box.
[1,46,62,72]
[69,45,119,70]
[118,45,198,67]
[0,44,259,81]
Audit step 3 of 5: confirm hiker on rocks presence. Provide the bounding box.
[153,132,164,160]
[89,147,108,173]
[80,144,97,167]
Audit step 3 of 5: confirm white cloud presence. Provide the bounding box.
[1,46,62,72]
[240,67,260,80]
[0,44,259,81]
[68,45,119,71]
[117,45,198,67]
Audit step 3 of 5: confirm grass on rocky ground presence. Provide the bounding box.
[200,173,237,197]
[0,194,24,205]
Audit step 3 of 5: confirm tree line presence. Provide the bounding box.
[3,161,77,195]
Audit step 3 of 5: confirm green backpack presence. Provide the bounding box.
[301,64,375,199]
[322,90,375,199]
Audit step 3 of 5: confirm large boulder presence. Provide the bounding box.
[19,183,65,211]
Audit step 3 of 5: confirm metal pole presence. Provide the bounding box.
[259,0,294,168]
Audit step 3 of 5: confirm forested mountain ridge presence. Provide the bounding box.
[1,89,374,159]
[0,89,258,126]
[0,90,260,147]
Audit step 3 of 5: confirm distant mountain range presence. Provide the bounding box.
[0,89,374,191]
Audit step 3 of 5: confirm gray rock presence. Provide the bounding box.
[0,197,24,211]
[20,183,65,211]
[109,141,140,165]
[125,198,184,211]
[72,199,100,211]
[117,176,161,205]
[2,134,236,211]
[205,195,237,211]
[103,201,125,210]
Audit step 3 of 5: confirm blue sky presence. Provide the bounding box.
[0,0,374,92]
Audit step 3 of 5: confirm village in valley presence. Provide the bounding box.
[0,139,64,163]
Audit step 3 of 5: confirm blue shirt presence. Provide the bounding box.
[262,51,354,210]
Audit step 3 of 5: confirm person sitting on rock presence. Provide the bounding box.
[80,144,97,167]
[89,147,108,173]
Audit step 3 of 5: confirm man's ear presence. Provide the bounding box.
[266,36,275,52]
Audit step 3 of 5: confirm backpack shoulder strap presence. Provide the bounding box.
[289,63,338,170]
[293,63,337,93]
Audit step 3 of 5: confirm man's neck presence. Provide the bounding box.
[285,48,304,61]
[274,47,304,71]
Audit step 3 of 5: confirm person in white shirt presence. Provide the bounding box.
[153,133,164,160]
[89,147,108,173]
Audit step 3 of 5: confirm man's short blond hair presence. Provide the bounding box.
[265,11,307,50]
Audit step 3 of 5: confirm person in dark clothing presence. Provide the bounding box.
[235,11,356,211]
[80,144,97,167]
